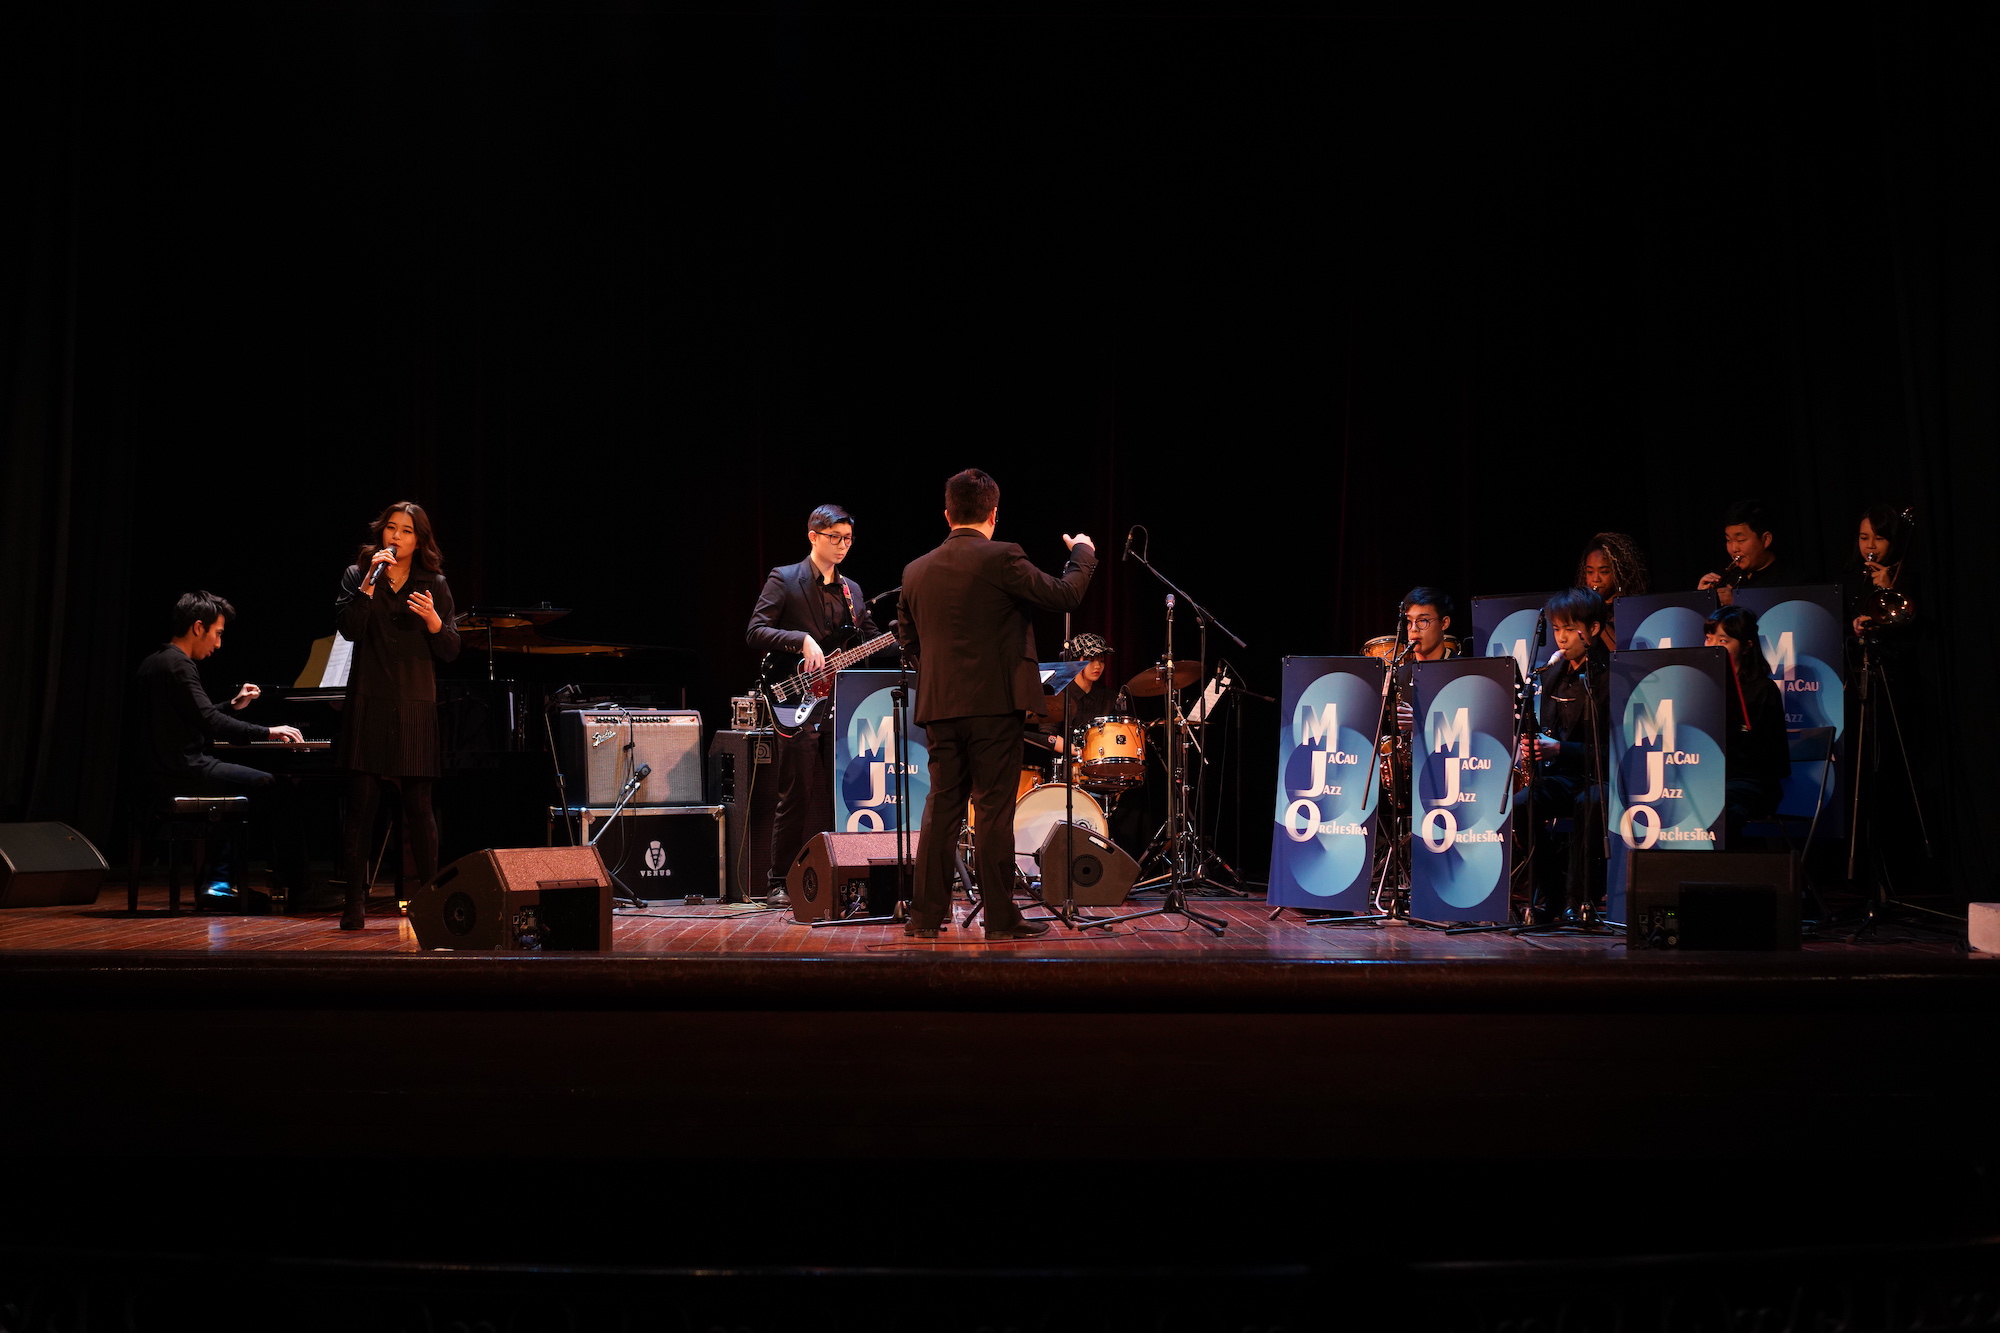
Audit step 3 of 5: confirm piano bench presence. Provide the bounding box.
[127,798,252,915]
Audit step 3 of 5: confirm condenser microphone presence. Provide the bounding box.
[1122,528,1137,561]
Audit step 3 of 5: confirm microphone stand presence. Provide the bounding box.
[589,765,652,908]
[1308,627,1407,928]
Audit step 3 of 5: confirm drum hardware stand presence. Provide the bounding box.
[1840,630,1955,940]
[1081,583,1234,937]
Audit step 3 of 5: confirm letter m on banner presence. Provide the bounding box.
[1298,702,1339,748]
[1632,698,1675,752]
[854,714,896,759]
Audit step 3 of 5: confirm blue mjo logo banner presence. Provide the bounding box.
[1471,592,1561,678]
[1409,656,1518,923]
[832,670,928,835]
[1268,656,1384,911]
[1606,648,1729,921]
[1616,590,1718,652]
[1734,584,1846,832]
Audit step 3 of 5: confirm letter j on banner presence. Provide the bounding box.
[1268,656,1384,911]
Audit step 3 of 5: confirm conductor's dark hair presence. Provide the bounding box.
[1399,587,1455,622]
[809,504,853,532]
[1704,605,1766,684]
[173,591,237,637]
[1544,587,1608,633]
[1722,499,1776,537]
[357,501,444,574]
[1859,503,1916,565]
[945,469,1000,526]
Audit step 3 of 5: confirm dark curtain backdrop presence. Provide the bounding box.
[3,7,1993,893]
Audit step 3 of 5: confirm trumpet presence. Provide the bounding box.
[1714,554,1749,589]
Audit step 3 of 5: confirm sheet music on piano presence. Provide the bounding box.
[289,633,351,700]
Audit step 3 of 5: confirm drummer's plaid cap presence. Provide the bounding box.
[1068,634,1114,660]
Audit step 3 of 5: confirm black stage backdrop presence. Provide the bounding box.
[4,7,1994,894]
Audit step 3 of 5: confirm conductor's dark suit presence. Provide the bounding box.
[896,528,1096,929]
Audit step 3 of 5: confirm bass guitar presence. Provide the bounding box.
[757,625,897,734]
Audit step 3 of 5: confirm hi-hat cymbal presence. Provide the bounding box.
[1123,660,1202,697]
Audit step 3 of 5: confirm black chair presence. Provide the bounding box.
[126,795,250,914]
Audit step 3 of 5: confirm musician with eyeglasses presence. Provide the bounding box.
[745,504,885,908]
[1392,588,1459,737]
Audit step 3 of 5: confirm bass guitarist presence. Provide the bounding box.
[745,504,887,907]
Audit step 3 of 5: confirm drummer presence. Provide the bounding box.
[1039,634,1126,753]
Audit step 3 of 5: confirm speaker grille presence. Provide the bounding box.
[442,892,477,937]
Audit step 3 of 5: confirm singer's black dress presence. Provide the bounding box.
[333,564,461,776]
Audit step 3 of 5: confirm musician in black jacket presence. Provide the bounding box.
[896,469,1095,940]
[1518,587,1612,920]
[130,591,307,900]
[1705,605,1793,839]
[745,504,882,906]
[1697,499,1814,606]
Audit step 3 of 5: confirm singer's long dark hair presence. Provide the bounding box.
[357,501,445,575]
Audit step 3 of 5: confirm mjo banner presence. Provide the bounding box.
[1605,647,1729,921]
[1268,656,1384,911]
[1409,656,1518,923]
[832,670,929,836]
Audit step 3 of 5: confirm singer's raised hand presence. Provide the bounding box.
[409,590,443,633]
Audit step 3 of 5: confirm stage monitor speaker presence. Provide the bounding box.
[0,822,109,908]
[709,729,779,902]
[557,710,704,806]
[1035,823,1139,908]
[785,831,907,924]
[408,846,613,951]
[1626,849,1799,950]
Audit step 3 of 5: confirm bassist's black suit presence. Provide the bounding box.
[746,559,880,895]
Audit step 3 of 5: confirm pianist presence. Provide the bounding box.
[131,591,306,903]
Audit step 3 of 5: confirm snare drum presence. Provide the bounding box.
[1078,715,1147,789]
[1011,783,1109,877]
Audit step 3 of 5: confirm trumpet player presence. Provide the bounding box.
[1696,500,1807,607]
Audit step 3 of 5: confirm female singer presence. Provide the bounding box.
[333,502,460,930]
[1703,605,1791,839]
[1849,504,1917,638]
[1574,532,1650,652]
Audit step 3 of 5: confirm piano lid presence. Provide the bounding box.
[296,634,352,689]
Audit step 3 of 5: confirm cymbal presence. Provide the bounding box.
[1123,660,1202,697]
[458,606,571,631]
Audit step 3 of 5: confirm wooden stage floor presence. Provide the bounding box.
[0,878,1966,962]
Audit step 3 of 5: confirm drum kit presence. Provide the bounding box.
[970,687,1155,882]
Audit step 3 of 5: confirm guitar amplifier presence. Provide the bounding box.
[709,729,779,902]
[556,709,704,806]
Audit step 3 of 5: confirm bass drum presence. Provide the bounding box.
[1012,783,1109,878]
[969,766,1045,830]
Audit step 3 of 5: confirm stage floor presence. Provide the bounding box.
[0,877,1965,962]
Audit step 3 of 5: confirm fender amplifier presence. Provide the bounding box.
[557,709,704,806]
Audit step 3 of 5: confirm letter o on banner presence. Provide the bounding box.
[1419,807,1458,852]
[1619,804,1661,850]
[1284,799,1321,843]
[847,809,885,833]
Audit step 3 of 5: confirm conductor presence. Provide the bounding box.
[895,469,1096,940]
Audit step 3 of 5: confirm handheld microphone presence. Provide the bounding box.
[366,547,395,588]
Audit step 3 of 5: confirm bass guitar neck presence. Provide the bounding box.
[759,629,897,731]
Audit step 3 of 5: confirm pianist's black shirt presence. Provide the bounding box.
[131,645,270,783]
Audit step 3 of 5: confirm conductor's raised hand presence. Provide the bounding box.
[408,590,444,633]
[360,546,397,597]
[1063,533,1094,551]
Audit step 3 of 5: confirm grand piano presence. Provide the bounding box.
[218,608,694,878]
